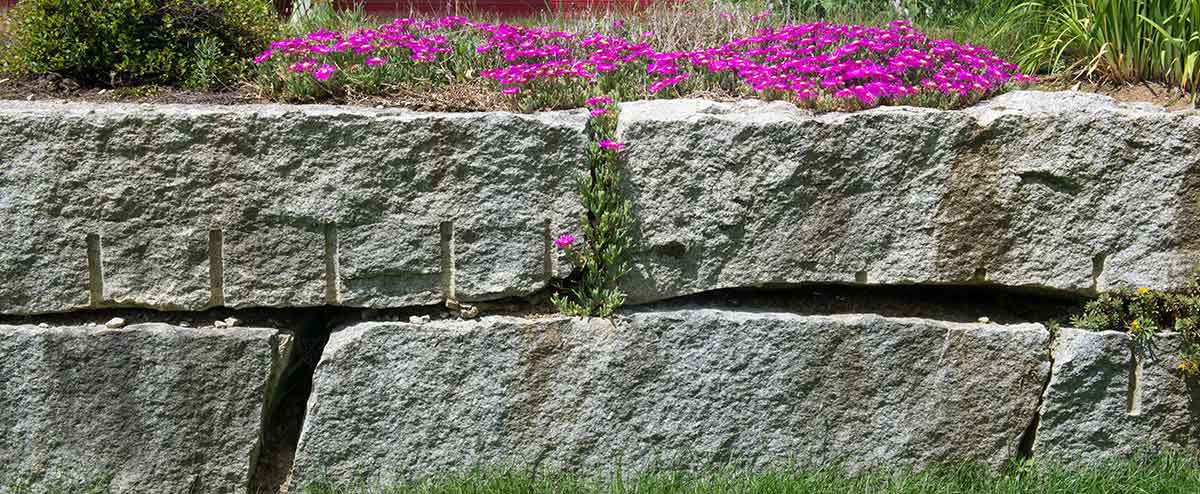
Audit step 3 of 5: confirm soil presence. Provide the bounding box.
[1,71,1194,111]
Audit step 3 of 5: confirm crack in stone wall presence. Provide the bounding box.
[1017,326,1058,460]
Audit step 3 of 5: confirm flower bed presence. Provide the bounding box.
[255,15,1032,110]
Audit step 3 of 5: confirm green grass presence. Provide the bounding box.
[999,0,1200,92]
[300,453,1200,494]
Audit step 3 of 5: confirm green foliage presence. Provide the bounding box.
[2,473,113,494]
[1001,0,1200,92]
[552,99,635,318]
[285,0,367,36]
[1072,268,1200,376]
[6,0,279,88]
[300,452,1200,494]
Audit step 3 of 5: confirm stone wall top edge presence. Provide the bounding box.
[0,98,591,123]
[0,323,281,338]
[616,90,1199,125]
[1,91,1192,122]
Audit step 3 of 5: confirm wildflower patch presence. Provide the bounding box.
[255,16,1032,110]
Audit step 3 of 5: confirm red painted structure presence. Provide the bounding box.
[282,0,653,18]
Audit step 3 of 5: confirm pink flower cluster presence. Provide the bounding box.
[256,16,469,77]
[257,16,1032,108]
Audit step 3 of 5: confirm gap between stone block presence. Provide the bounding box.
[1016,325,1057,461]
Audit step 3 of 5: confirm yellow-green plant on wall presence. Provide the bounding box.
[1073,271,1200,376]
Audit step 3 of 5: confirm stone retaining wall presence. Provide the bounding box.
[3,311,1195,493]
[1,93,1198,492]
[618,92,1200,302]
[0,103,587,315]
[0,323,291,494]
[291,311,1051,485]
[2,92,1198,315]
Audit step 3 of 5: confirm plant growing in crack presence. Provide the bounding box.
[1072,269,1200,377]
[552,95,635,317]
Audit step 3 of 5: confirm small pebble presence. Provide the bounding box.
[104,317,126,329]
[214,320,228,328]
[178,321,191,327]
[25,94,34,101]
[461,305,481,320]
[408,315,431,324]
[224,317,240,327]
[37,323,49,328]
[445,299,462,310]
[977,317,991,324]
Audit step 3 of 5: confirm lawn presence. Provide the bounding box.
[299,454,1200,494]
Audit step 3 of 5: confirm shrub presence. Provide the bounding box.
[1003,0,1200,93]
[7,0,279,88]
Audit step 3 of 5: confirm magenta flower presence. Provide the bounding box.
[585,95,613,107]
[598,139,625,152]
[259,15,1030,110]
[307,30,337,43]
[289,58,318,73]
[313,64,338,81]
[554,233,576,248]
[253,49,273,64]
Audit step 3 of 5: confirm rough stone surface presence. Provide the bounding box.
[291,310,1049,485]
[617,91,1200,303]
[1034,328,1200,463]
[0,103,588,314]
[3,92,1197,315]
[0,323,289,493]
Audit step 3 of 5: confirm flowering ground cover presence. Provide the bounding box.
[254,13,1033,111]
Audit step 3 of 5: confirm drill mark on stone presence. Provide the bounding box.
[1127,342,1144,416]
[440,220,456,301]
[208,229,225,306]
[855,270,868,284]
[1091,252,1107,293]
[1018,171,1081,194]
[542,219,554,283]
[323,223,339,305]
[86,233,104,307]
[971,268,988,283]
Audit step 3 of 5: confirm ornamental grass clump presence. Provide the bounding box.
[254,14,1032,110]
[551,96,635,317]
[1004,0,1200,94]
[1072,269,1200,377]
